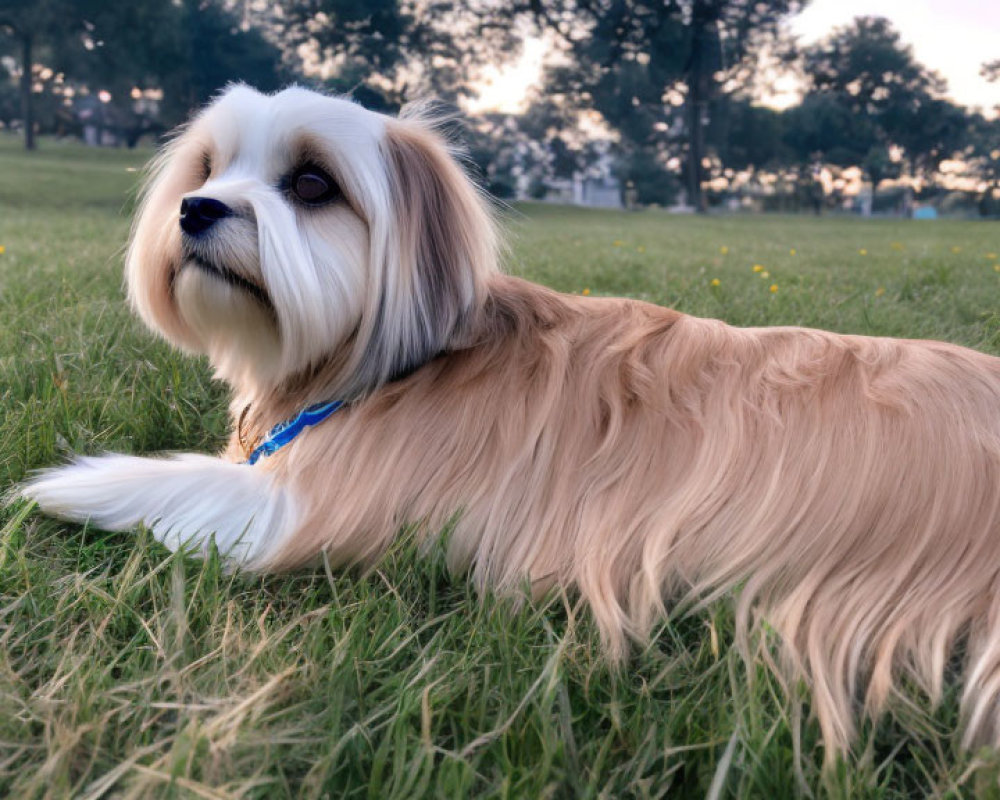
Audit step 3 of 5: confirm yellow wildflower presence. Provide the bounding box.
[582,288,591,296]
[760,270,770,278]
[769,284,778,293]
[720,246,729,255]
[891,242,905,251]
[613,240,624,247]
[875,287,886,297]
[0,245,5,255]
[789,248,796,256]
[988,253,998,260]
[858,249,867,256]
[752,264,764,273]
[994,264,1000,273]
[951,246,962,254]
[637,246,645,253]
[710,278,721,287]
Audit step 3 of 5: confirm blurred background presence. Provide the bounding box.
[0,0,997,217]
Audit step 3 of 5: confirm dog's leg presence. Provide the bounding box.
[15,454,297,566]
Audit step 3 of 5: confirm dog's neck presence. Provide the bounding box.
[229,277,522,453]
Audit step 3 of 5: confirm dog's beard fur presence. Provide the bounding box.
[20,84,1000,765]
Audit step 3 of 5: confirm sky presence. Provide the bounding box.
[469,0,1000,115]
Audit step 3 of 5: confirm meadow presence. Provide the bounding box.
[2,133,1000,798]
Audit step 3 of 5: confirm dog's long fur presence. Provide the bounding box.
[21,85,1000,762]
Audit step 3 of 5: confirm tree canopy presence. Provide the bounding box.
[1,0,287,148]
[801,16,966,186]
[0,2,993,214]
[511,0,808,209]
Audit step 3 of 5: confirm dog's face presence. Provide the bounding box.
[127,85,496,395]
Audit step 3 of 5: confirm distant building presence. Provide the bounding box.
[577,175,622,207]
[529,148,623,208]
[541,175,622,208]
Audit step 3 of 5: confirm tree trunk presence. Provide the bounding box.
[685,95,701,212]
[20,33,35,151]
[684,14,712,215]
[688,94,708,213]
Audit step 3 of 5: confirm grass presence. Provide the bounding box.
[2,131,1000,798]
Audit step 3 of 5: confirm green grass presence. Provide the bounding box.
[2,132,1000,798]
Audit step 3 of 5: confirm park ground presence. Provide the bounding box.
[2,134,1000,798]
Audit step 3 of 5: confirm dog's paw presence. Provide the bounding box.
[17,453,298,566]
[17,457,118,523]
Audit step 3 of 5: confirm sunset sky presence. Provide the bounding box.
[470,0,1000,115]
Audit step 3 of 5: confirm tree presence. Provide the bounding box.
[75,0,287,127]
[270,0,414,105]
[708,98,790,173]
[615,146,679,205]
[1,0,288,144]
[0,64,16,129]
[466,113,523,198]
[0,0,79,149]
[271,1,521,108]
[982,59,1000,86]
[888,95,967,182]
[802,17,965,189]
[782,91,875,169]
[804,17,944,109]
[972,60,1000,215]
[508,0,808,212]
[964,113,1000,217]
[463,99,605,201]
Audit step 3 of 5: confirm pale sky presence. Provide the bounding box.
[470,1,1000,115]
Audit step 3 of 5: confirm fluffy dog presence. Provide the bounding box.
[21,85,1000,761]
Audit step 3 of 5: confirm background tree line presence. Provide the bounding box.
[1,0,997,214]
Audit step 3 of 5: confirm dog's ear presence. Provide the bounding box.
[354,118,497,392]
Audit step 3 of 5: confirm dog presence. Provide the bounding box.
[19,84,1000,762]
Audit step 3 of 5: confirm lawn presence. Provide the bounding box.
[2,132,1000,798]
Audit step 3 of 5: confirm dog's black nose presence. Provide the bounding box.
[180,196,233,236]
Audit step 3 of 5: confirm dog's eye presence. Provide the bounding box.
[291,167,339,205]
[201,152,212,182]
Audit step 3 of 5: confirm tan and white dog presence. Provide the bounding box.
[21,85,1000,761]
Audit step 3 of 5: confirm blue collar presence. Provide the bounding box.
[244,400,344,465]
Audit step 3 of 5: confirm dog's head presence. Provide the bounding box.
[127,85,498,395]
